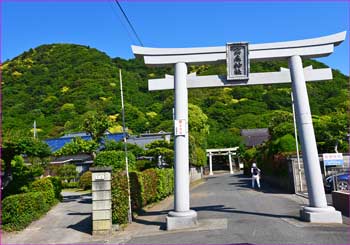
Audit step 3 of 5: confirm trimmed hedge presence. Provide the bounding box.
[79,171,92,190]
[2,192,50,231]
[47,176,63,200]
[155,168,174,199]
[111,171,129,225]
[30,178,55,206]
[111,168,174,225]
[2,177,59,231]
[129,172,143,211]
[140,169,158,205]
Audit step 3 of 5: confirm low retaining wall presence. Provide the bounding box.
[189,167,202,182]
[332,191,350,217]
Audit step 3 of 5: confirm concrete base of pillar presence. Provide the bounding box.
[166,210,198,230]
[300,206,343,223]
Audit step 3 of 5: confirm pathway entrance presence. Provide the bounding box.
[2,191,95,244]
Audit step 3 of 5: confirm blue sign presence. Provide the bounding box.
[323,153,344,166]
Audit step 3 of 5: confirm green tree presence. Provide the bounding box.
[2,131,51,183]
[144,140,174,168]
[188,104,209,167]
[94,150,136,171]
[104,140,144,157]
[54,137,98,156]
[81,111,112,142]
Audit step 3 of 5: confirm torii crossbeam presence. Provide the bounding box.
[132,31,346,230]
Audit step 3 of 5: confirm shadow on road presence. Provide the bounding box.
[62,193,92,203]
[67,215,92,235]
[191,204,298,220]
[78,196,92,204]
[130,203,298,231]
[132,216,167,230]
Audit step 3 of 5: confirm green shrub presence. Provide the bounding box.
[2,192,50,231]
[111,168,174,225]
[78,171,92,190]
[155,168,174,199]
[140,169,158,205]
[30,178,55,206]
[94,150,136,171]
[62,181,79,189]
[111,170,129,225]
[47,176,62,200]
[3,156,43,198]
[135,159,153,171]
[129,171,143,211]
[272,134,296,153]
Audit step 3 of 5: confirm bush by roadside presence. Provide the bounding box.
[111,168,174,225]
[78,171,92,190]
[2,177,60,231]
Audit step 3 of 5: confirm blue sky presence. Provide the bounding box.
[1,1,349,75]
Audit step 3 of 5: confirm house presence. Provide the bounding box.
[127,131,171,150]
[48,153,93,176]
[44,131,172,174]
[241,128,270,147]
[45,132,124,175]
[45,132,124,152]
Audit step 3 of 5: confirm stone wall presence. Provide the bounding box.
[189,167,202,182]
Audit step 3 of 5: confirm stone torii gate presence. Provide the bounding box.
[132,31,346,229]
[207,147,239,175]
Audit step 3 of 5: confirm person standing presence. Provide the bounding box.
[251,163,261,189]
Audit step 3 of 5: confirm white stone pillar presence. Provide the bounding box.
[228,152,233,174]
[91,167,112,235]
[167,62,197,230]
[289,55,342,223]
[209,152,213,175]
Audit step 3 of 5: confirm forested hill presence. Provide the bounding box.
[2,43,349,152]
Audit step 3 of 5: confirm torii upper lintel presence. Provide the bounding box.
[132,31,346,66]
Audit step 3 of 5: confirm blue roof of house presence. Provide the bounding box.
[45,133,124,152]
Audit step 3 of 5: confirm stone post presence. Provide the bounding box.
[228,152,233,174]
[209,152,213,175]
[91,167,113,235]
[289,55,342,223]
[167,62,197,230]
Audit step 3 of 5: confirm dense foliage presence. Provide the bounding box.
[3,156,44,197]
[2,177,59,231]
[94,150,136,171]
[78,171,92,190]
[2,43,348,156]
[111,168,174,225]
[54,137,98,156]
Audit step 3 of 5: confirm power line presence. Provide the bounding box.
[107,0,135,44]
[114,0,144,47]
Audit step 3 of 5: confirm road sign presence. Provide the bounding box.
[323,153,344,166]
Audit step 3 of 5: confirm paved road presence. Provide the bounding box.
[3,174,350,244]
[122,173,350,244]
[2,191,94,244]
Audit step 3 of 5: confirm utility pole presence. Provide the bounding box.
[119,69,132,223]
[33,120,37,139]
